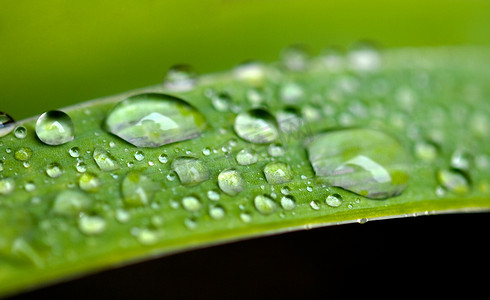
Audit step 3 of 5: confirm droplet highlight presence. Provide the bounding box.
[234,108,279,144]
[35,110,74,145]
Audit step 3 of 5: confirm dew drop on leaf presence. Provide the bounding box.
[182,196,202,212]
[79,172,101,192]
[0,112,15,137]
[254,194,277,215]
[436,168,471,195]
[163,64,197,92]
[0,177,15,195]
[35,110,74,145]
[104,93,207,148]
[52,190,91,216]
[236,148,258,165]
[14,125,27,139]
[217,169,244,196]
[78,215,106,235]
[121,171,156,207]
[209,205,225,220]
[46,162,63,178]
[171,156,210,185]
[234,108,279,144]
[325,193,343,207]
[93,148,119,171]
[14,147,33,161]
[263,162,293,184]
[280,196,296,211]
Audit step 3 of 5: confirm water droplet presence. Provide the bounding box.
[79,172,101,192]
[182,196,202,212]
[202,147,211,156]
[14,125,27,139]
[35,110,74,145]
[280,186,291,195]
[280,44,309,71]
[436,168,471,195]
[306,128,410,199]
[254,194,277,215]
[0,178,15,195]
[218,169,244,196]
[450,150,472,171]
[207,189,220,201]
[105,93,207,148]
[233,61,266,84]
[46,162,63,178]
[115,209,131,223]
[158,153,168,164]
[280,196,296,211]
[69,147,80,158]
[209,205,226,220]
[0,161,4,172]
[24,181,36,192]
[134,151,145,161]
[93,148,119,171]
[263,162,293,184]
[234,108,279,144]
[280,82,304,104]
[236,148,258,165]
[240,212,252,223]
[0,112,15,137]
[268,143,285,157]
[134,228,159,245]
[163,64,197,92]
[76,161,87,173]
[310,200,321,210]
[78,215,106,235]
[277,107,303,133]
[348,42,381,72]
[325,193,343,207]
[414,141,438,162]
[171,156,210,185]
[121,172,156,207]
[52,190,91,216]
[211,91,232,112]
[14,147,33,161]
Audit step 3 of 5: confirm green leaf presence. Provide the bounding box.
[1,46,489,297]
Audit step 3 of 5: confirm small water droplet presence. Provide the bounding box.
[0,177,15,195]
[76,161,87,173]
[46,162,63,178]
[325,193,343,207]
[209,205,226,220]
[134,151,145,161]
[171,156,210,185]
[69,147,80,158]
[450,150,472,171]
[0,160,4,172]
[254,194,277,215]
[306,128,410,199]
[280,44,309,71]
[14,147,33,161]
[263,162,293,184]
[280,196,296,211]
[277,107,303,133]
[93,148,119,171]
[14,125,27,139]
[211,91,232,112]
[217,169,244,196]
[24,181,36,192]
[0,112,15,137]
[115,209,131,223]
[35,110,74,145]
[202,147,211,156]
[348,42,381,72]
[182,196,202,212]
[163,64,197,92]
[78,215,106,235]
[310,200,321,210]
[236,148,258,165]
[233,61,266,84]
[105,93,207,148]
[52,190,91,216]
[436,168,471,195]
[134,228,159,245]
[79,172,101,192]
[268,143,285,157]
[280,82,304,104]
[414,141,438,162]
[234,108,279,144]
[207,189,220,201]
[121,172,156,207]
[158,153,168,164]
[280,186,291,195]
[240,212,252,223]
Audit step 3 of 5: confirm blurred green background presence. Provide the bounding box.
[1,0,489,120]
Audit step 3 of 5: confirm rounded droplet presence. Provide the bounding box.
[93,148,119,171]
[211,91,232,112]
[35,110,74,145]
[163,64,197,92]
[46,162,63,178]
[0,112,15,137]
[134,151,145,161]
[158,153,168,164]
[76,161,87,173]
[0,178,15,195]
[217,169,244,196]
[310,200,321,210]
[78,215,106,235]
[207,190,220,201]
[79,172,101,192]
[414,141,438,162]
[280,82,304,104]
[450,150,472,171]
[348,42,381,72]
[14,125,27,139]
[121,172,156,207]
[233,61,266,84]
[236,148,258,165]
[24,181,36,192]
[182,196,202,212]
[209,205,225,220]
[267,143,285,157]
[277,108,303,133]
[115,209,131,223]
[240,212,252,223]
[263,162,293,184]
[280,196,296,211]
[171,156,210,185]
[0,161,4,172]
[104,93,207,148]
[254,194,277,215]
[280,44,309,71]
[69,147,80,158]
[53,190,91,216]
[234,108,279,144]
[306,128,410,199]
[280,186,291,195]
[14,147,33,161]
[436,168,471,195]
[325,193,343,207]
[134,228,158,245]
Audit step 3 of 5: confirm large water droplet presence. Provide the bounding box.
[217,169,244,196]
[121,172,156,207]
[325,193,343,207]
[234,108,279,144]
[436,168,471,195]
[163,64,197,92]
[306,128,410,199]
[263,162,293,184]
[0,178,15,195]
[280,44,309,71]
[254,194,277,215]
[348,42,381,72]
[93,148,119,171]
[280,196,296,211]
[236,148,258,165]
[171,156,210,185]
[14,125,27,139]
[52,190,91,216]
[78,215,106,235]
[0,112,15,137]
[14,147,33,161]
[105,93,207,148]
[35,110,74,145]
